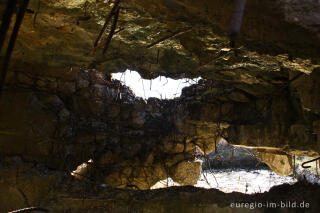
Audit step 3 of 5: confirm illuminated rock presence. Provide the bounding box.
[257,152,293,177]
[170,161,202,186]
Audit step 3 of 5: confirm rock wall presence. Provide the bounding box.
[1,68,227,190]
[1,0,320,212]
[1,157,320,213]
[1,66,319,191]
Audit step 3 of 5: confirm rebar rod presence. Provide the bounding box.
[102,7,120,55]
[0,0,18,52]
[33,0,41,28]
[146,27,192,49]
[0,0,30,98]
[93,0,121,49]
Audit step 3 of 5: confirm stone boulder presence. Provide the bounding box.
[257,152,293,176]
[169,161,202,186]
[202,140,266,170]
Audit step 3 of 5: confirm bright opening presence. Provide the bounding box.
[112,70,201,99]
[151,140,301,194]
[151,170,297,194]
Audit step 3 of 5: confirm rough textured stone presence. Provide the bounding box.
[257,152,293,176]
[163,141,185,154]
[291,70,320,114]
[71,159,94,181]
[202,140,266,170]
[2,157,320,213]
[1,0,320,211]
[170,161,202,186]
[3,0,320,80]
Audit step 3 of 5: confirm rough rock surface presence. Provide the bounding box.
[1,69,226,190]
[1,0,320,212]
[202,140,268,170]
[257,151,293,177]
[1,156,320,213]
[169,161,202,186]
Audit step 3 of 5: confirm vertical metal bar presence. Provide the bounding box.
[293,154,296,178]
[156,49,160,64]
[0,0,30,98]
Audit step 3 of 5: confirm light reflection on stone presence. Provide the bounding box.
[151,169,297,194]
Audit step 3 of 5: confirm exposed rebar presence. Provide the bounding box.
[93,0,121,50]
[33,0,41,28]
[0,0,30,98]
[0,0,18,52]
[146,27,192,49]
[102,7,120,55]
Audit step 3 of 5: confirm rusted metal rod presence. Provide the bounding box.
[114,27,124,34]
[302,157,320,169]
[293,154,296,177]
[156,49,160,64]
[102,7,120,55]
[0,0,30,98]
[0,0,18,52]
[33,0,41,28]
[93,0,121,49]
[146,27,192,49]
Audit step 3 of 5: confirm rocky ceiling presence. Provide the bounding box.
[1,0,320,212]
[3,0,320,78]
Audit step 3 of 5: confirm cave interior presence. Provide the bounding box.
[1,0,320,212]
